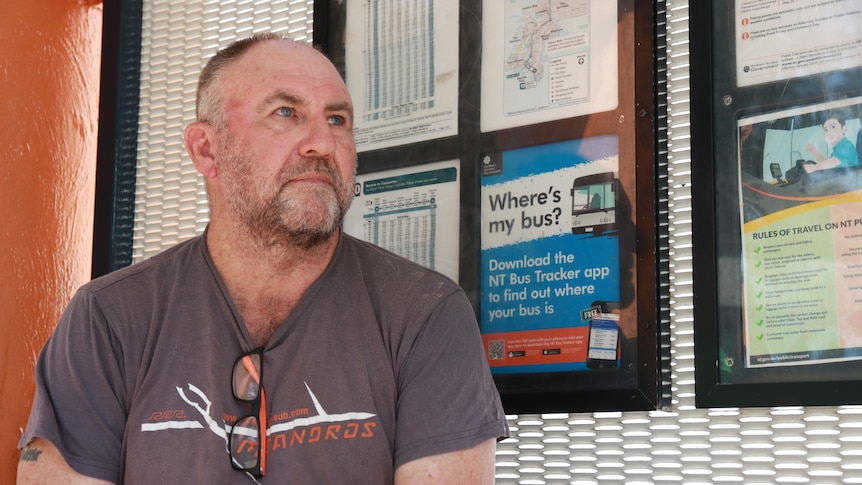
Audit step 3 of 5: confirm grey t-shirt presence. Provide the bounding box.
[20,232,508,483]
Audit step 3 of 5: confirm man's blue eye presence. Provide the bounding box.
[277,107,294,117]
[328,116,344,126]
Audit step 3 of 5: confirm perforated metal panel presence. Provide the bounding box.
[133,0,314,261]
[132,1,862,483]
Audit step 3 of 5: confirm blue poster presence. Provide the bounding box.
[480,135,621,374]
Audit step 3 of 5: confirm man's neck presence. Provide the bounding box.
[205,221,340,347]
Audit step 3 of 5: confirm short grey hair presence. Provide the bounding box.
[195,32,294,128]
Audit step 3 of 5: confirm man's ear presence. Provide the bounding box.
[185,121,218,177]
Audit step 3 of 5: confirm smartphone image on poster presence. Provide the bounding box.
[586,313,620,370]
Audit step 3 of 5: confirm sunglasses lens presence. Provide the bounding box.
[230,415,261,469]
[233,353,261,401]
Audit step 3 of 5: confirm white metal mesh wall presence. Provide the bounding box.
[132,1,862,483]
[133,0,314,261]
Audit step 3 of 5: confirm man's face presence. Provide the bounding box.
[822,118,847,148]
[210,41,357,248]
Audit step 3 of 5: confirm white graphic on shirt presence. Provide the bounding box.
[268,382,376,435]
[180,383,229,441]
[140,382,377,439]
[139,382,378,484]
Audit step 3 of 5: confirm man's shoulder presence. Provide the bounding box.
[332,235,476,336]
[81,235,206,295]
[835,138,859,157]
[337,235,464,304]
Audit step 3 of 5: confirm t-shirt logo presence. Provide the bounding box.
[141,382,379,456]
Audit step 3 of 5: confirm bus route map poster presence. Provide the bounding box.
[480,0,619,133]
[480,135,622,374]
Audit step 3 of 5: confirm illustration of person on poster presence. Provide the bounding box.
[480,135,625,374]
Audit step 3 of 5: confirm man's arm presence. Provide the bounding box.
[17,438,114,485]
[803,156,840,173]
[393,438,497,485]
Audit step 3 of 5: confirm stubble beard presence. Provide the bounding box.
[217,137,355,251]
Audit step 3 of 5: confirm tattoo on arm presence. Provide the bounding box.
[20,447,43,462]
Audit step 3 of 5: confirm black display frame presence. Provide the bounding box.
[691,0,862,408]
[323,0,668,414]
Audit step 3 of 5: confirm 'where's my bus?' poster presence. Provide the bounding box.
[480,135,622,374]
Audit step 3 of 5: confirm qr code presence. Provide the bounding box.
[488,340,505,360]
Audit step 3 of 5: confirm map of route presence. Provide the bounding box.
[504,0,591,117]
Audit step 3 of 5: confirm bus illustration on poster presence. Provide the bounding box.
[480,135,622,374]
[570,171,618,235]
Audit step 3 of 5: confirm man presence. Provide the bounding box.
[804,114,859,173]
[18,33,508,484]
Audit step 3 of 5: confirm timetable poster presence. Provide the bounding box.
[738,97,862,368]
[344,0,459,152]
[735,0,862,87]
[343,160,461,283]
[480,136,621,374]
[480,0,619,133]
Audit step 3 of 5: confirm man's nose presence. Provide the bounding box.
[297,117,337,158]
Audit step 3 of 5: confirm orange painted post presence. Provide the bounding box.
[0,0,103,481]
